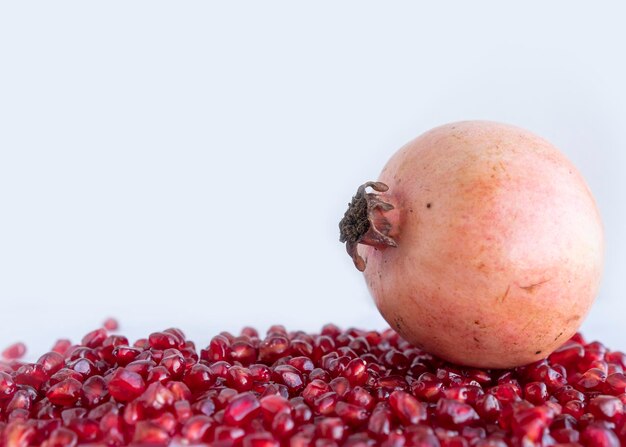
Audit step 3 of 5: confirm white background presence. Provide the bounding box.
[1,2,625,358]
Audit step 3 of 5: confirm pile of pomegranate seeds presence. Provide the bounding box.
[1,325,625,446]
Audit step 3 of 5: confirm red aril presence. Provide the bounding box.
[2,342,26,360]
[1,323,626,446]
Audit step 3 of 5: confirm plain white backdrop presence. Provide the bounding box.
[1,2,625,358]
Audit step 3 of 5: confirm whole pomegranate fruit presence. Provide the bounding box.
[340,121,604,368]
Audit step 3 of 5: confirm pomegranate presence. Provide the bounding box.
[340,121,604,368]
[1,324,626,445]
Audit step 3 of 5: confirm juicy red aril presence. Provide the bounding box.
[347,386,375,410]
[81,375,108,407]
[330,376,351,397]
[42,427,78,447]
[588,395,624,422]
[388,390,426,425]
[37,352,64,375]
[0,371,17,399]
[576,367,607,391]
[342,357,368,386]
[231,340,257,365]
[581,424,620,447]
[523,381,549,405]
[436,398,480,428]
[227,365,254,391]
[224,391,261,425]
[2,342,26,360]
[259,335,290,363]
[316,416,345,441]
[146,365,171,384]
[289,356,315,373]
[14,364,48,390]
[111,346,141,365]
[139,382,176,414]
[368,404,392,438]
[133,421,169,444]
[108,368,146,402]
[335,401,370,426]
[46,378,82,406]
[103,317,119,331]
[81,329,107,348]
[148,331,181,350]
[272,411,296,437]
[4,324,626,446]
[272,365,304,393]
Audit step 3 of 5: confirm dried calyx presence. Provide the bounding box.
[339,181,397,271]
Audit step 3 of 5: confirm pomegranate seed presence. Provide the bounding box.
[148,331,181,350]
[259,394,290,419]
[562,399,585,419]
[523,381,549,405]
[289,356,315,373]
[576,367,607,391]
[51,339,72,354]
[139,382,176,414]
[111,346,141,366]
[2,342,26,360]
[303,379,331,404]
[230,340,258,365]
[272,365,304,393]
[14,364,48,390]
[388,390,426,425]
[36,352,64,376]
[347,386,375,410]
[489,383,521,404]
[224,391,261,425]
[227,365,254,391]
[412,379,444,402]
[330,377,351,397]
[132,420,169,444]
[146,365,171,384]
[511,405,554,443]
[5,325,626,446]
[272,411,296,437]
[368,404,392,439]
[336,401,370,426]
[81,375,108,407]
[192,397,216,416]
[151,411,177,434]
[243,432,280,447]
[436,398,480,428]
[589,395,624,422]
[443,385,484,405]
[50,368,83,386]
[260,335,290,363]
[81,329,107,348]
[108,368,146,402]
[214,426,245,443]
[46,378,82,406]
[3,422,36,447]
[581,424,620,447]
[182,415,213,442]
[316,417,345,441]
[310,391,337,415]
[0,371,17,399]
[103,318,119,331]
[606,372,626,394]
[475,394,502,423]
[42,427,78,447]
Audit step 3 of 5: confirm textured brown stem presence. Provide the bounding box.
[339,181,397,271]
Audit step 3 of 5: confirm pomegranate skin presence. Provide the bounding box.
[360,121,604,368]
